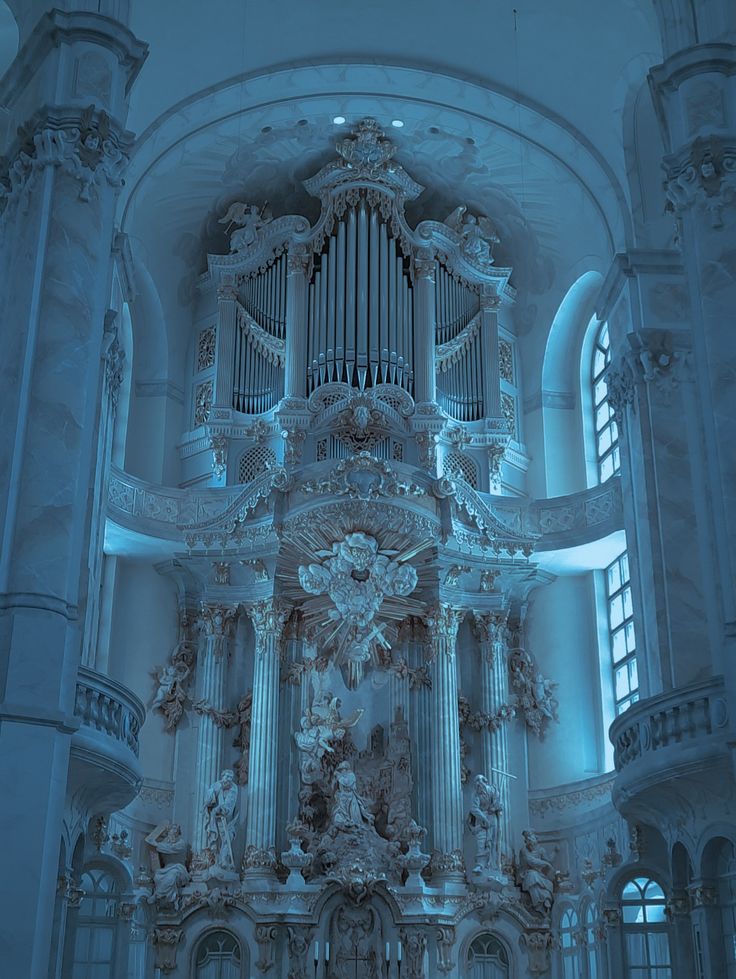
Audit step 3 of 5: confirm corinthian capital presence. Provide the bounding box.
[426,604,464,646]
[199,603,238,655]
[247,598,290,639]
[471,611,508,656]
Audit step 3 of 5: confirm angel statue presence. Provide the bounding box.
[218,201,273,253]
[444,205,500,266]
[151,661,190,730]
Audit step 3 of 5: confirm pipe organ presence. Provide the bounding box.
[204,118,514,446]
[306,196,414,394]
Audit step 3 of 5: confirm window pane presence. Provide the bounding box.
[615,665,631,701]
[598,426,612,456]
[610,595,624,630]
[648,932,671,964]
[623,586,633,619]
[596,402,609,430]
[612,445,620,472]
[626,620,636,652]
[600,454,614,482]
[626,931,647,961]
[629,659,639,692]
[645,880,665,901]
[646,904,667,924]
[594,348,607,379]
[612,628,627,664]
[594,378,608,406]
[608,561,622,594]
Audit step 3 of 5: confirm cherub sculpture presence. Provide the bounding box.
[444,205,500,265]
[218,201,273,252]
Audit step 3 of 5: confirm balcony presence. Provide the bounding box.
[68,667,145,814]
[609,676,731,824]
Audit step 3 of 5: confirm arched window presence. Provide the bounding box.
[467,933,509,978]
[561,908,582,978]
[71,869,119,979]
[583,903,599,978]
[621,877,672,977]
[591,322,619,482]
[195,930,242,979]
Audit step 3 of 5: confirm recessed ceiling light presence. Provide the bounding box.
[333,116,346,125]
[391,119,404,128]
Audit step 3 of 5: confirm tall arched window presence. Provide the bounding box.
[71,869,119,979]
[561,908,582,978]
[195,930,242,979]
[589,319,638,718]
[467,932,510,978]
[621,877,672,978]
[591,322,620,482]
[583,902,599,978]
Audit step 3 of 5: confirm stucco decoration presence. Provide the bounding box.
[297,531,418,687]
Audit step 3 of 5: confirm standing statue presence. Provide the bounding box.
[204,769,238,871]
[145,823,190,910]
[294,680,362,784]
[518,830,556,914]
[467,774,502,875]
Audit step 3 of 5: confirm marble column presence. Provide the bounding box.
[0,11,146,977]
[243,598,289,880]
[648,44,736,699]
[192,603,238,854]
[426,604,465,881]
[284,246,310,400]
[472,611,512,859]
[412,251,438,406]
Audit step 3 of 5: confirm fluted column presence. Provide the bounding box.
[412,251,437,405]
[426,604,465,881]
[243,598,289,879]
[212,282,238,411]
[192,603,238,852]
[284,246,310,399]
[473,611,511,858]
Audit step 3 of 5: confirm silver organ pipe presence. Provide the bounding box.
[304,193,415,395]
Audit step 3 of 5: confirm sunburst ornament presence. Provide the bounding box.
[296,532,420,688]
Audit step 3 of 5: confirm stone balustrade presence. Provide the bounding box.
[74,667,145,758]
[107,463,622,551]
[69,668,146,813]
[609,676,729,819]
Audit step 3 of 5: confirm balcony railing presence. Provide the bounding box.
[74,667,144,758]
[610,676,728,776]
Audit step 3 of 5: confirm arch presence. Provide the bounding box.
[541,271,603,496]
[697,826,736,878]
[466,930,511,978]
[193,928,244,979]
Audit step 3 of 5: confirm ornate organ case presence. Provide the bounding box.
[191,119,516,492]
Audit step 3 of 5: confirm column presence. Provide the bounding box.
[473,611,511,858]
[479,289,502,419]
[192,603,238,853]
[243,598,289,880]
[0,11,146,978]
[212,282,238,412]
[688,881,721,978]
[284,246,310,400]
[648,43,736,705]
[426,604,465,882]
[412,251,437,405]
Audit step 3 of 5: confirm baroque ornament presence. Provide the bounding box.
[298,532,418,687]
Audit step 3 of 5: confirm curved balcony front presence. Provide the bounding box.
[610,676,731,825]
[68,667,145,815]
